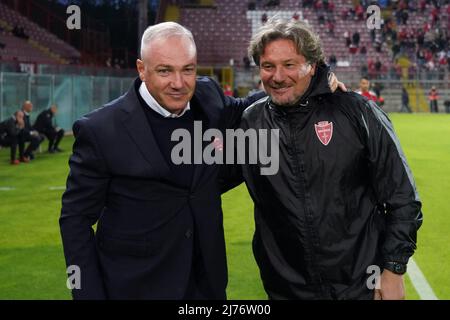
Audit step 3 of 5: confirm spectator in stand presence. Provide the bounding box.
[447,49,450,72]
[438,50,447,69]
[318,14,325,25]
[430,6,440,26]
[419,0,427,12]
[326,20,334,34]
[233,87,239,98]
[417,49,426,68]
[359,45,367,64]
[341,8,349,20]
[352,31,360,47]
[401,10,409,25]
[261,13,268,24]
[302,0,314,8]
[344,31,351,47]
[374,38,382,53]
[328,0,335,12]
[370,28,376,43]
[313,0,322,11]
[355,3,364,20]
[428,86,439,113]
[349,43,358,61]
[243,56,251,69]
[33,104,65,153]
[392,42,400,60]
[12,25,29,40]
[356,77,378,102]
[375,58,382,73]
[223,84,233,97]
[0,110,25,165]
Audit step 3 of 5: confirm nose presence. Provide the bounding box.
[272,66,286,83]
[170,72,184,90]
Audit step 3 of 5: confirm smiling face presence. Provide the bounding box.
[259,39,316,107]
[136,35,197,115]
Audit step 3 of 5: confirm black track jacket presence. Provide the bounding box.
[239,65,423,299]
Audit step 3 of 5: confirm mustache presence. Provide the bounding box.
[269,82,290,89]
[167,90,189,94]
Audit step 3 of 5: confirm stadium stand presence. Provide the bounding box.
[0,1,80,64]
[171,0,449,112]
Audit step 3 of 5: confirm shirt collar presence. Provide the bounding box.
[139,82,190,118]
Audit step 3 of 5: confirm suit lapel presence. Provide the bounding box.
[120,80,171,177]
[189,90,219,192]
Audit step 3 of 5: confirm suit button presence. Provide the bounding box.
[185,229,193,239]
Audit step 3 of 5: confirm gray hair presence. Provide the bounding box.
[248,19,325,66]
[140,22,196,59]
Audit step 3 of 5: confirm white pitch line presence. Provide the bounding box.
[48,186,66,190]
[0,187,15,191]
[407,258,438,300]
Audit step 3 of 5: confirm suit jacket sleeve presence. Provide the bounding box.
[210,80,265,192]
[60,117,110,299]
[210,79,266,129]
[362,100,423,265]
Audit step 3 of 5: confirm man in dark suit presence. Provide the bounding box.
[33,104,65,153]
[59,22,266,300]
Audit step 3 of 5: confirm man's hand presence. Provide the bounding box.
[328,72,347,93]
[374,270,405,300]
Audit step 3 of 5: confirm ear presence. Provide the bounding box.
[136,59,145,81]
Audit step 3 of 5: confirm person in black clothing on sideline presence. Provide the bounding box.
[33,104,65,153]
[0,110,25,164]
[19,100,44,160]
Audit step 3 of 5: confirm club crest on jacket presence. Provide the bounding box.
[314,121,333,146]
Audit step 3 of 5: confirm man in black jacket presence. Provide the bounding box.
[238,19,423,300]
[0,110,25,164]
[33,104,65,153]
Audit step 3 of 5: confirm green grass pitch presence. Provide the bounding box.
[0,113,448,299]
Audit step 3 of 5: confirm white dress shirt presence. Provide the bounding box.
[139,82,190,118]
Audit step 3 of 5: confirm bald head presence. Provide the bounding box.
[140,22,196,61]
[22,100,33,113]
